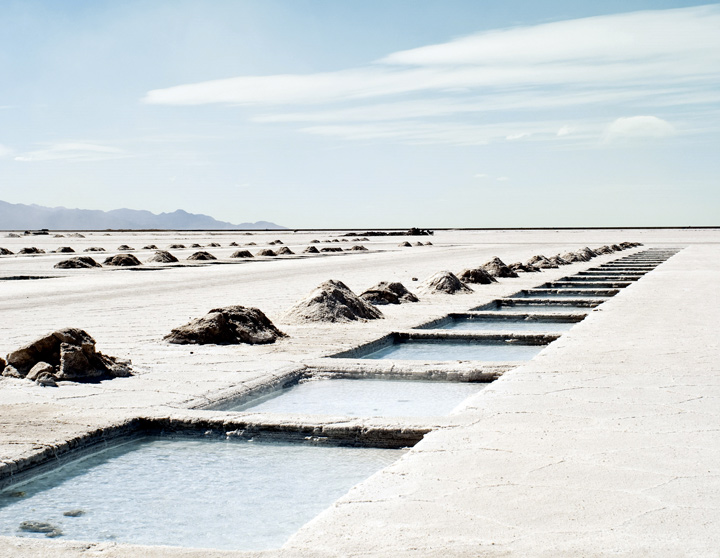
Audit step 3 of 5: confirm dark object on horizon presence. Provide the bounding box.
[343,228,433,237]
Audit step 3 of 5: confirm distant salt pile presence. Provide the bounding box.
[398,241,412,247]
[54,234,65,238]
[511,262,539,273]
[269,240,284,245]
[310,240,319,244]
[165,306,285,345]
[54,247,75,253]
[320,247,343,252]
[594,245,613,254]
[230,250,254,258]
[360,281,419,305]
[611,244,623,251]
[104,253,141,266]
[0,248,13,255]
[84,247,105,252]
[303,246,319,254]
[579,247,598,259]
[561,252,588,263]
[168,244,186,249]
[415,242,424,246]
[425,241,433,245]
[208,242,221,247]
[419,271,473,295]
[143,244,158,250]
[54,257,102,269]
[117,245,135,251]
[527,255,557,269]
[6,233,21,238]
[1,328,132,385]
[147,250,178,263]
[482,257,519,278]
[229,242,239,247]
[188,251,217,261]
[18,247,45,254]
[191,243,202,248]
[458,268,497,284]
[245,242,257,246]
[67,233,85,238]
[284,280,384,323]
[331,239,340,243]
[276,247,294,255]
[548,255,571,266]
[349,245,368,251]
[256,249,277,257]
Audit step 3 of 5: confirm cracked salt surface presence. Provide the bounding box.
[0,437,403,551]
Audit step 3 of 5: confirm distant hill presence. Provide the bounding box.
[0,201,286,230]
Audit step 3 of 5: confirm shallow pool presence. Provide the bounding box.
[429,318,576,333]
[227,378,485,417]
[0,437,402,550]
[473,303,595,314]
[362,339,546,361]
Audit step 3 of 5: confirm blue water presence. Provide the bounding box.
[430,318,576,333]
[362,339,545,361]
[228,378,485,417]
[0,437,402,550]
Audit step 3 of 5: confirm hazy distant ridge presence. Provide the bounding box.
[0,201,285,230]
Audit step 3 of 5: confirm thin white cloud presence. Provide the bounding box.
[603,116,676,142]
[557,126,573,136]
[144,6,720,108]
[14,143,129,162]
[474,173,488,179]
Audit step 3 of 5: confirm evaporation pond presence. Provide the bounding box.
[228,378,485,416]
[361,339,545,361]
[0,437,402,550]
[479,304,594,314]
[430,318,576,333]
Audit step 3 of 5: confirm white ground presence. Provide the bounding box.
[0,228,717,557]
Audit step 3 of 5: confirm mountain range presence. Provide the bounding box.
[0,201,285,230]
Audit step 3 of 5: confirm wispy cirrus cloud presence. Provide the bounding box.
[142,5,720,146]
[14,142,130,163]
[603,116,676,143]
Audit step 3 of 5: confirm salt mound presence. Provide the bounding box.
[349,245,368,251]
[611,244,622,251]
[276,247,294,255]
[398,241,412,247]
[84,247,105,252]
[208,242,221,247]
[55,247,75,253]
[415,242,424,246]
[245,242,256,246]
[188,251,216,261]
[548,255,571,266]
[104,253,141,266]
[143,244,158,250]
[54,234,65,238]
[18,247,45,254]
[229,242,239,247]
[165,306,285,345]
[481,257,519,278]
[320,247,343,252]
[0,248,13,255]
[54,257,102,269]
[191,243,202,248]
[419,271,473,294]
[527,255,557,269]
[147,250,178,263]
[6,233,21,238]
[303,246,319,254]
[67,233,85,238]
[2,328,132,384]
[230,250,254,258]
[594,245,613,254]
[284,280,384,323]
[458,268,497,284]
[579,247,598,258]
[561,252,588,263]
[269,240,284,245]
[509,262,541,273]
[117,245,134,251]
[360,281,418,305]
[256,249,276,256]
[168,244,185,249]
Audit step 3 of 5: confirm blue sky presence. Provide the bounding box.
[1,0,718,227]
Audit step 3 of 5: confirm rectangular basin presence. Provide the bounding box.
[359,337,549,361]
[222,377,487,417]
[0,436,402,551]
[471,299,600,313]
[418,313,582,333]
[509,289,618,298]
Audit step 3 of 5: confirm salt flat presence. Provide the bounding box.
[0,228,717,557]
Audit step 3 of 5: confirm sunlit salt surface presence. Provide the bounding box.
[361,339,545,361]
[0,437,402,550]
[226,378,485,416]
[428,318,576,333]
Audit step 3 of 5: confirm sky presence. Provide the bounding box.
[0,0,718,228]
